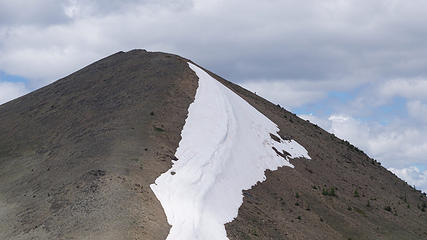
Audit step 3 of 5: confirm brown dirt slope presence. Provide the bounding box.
[0,50,198,240]
[201,70,427,240]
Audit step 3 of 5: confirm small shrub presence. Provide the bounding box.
[154,126,165,132]
[322,187,337,197]
[295,192,300,199]
[354,190,360,198]
[322,188,328,196]
[331,188,336,196]
[354,207,366,216]
[384,206,392,212]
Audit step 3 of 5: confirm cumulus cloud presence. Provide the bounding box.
[300,113,427,170]
[0,81,29,105]
[379,78,427,101]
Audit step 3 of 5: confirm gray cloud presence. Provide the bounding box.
[0,0,70,26]
[1,0,427,87]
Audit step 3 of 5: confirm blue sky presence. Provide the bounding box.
[1,0,427,192]
[0,71,28,83]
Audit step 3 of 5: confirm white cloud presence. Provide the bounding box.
[241,80,326,109]
[0,81,29,105]
[407,100,427,122]
[319,78,427,119]
[389,167,427,193]
[379,78,427,101]
[302,114,427,169]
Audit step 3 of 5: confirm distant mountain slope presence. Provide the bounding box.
[0,50,426,240]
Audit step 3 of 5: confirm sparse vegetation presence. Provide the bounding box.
[251,229,258,236]
[322,187,337,197]
[384,206,392,212]
[295,192,300,198]
[154,126,165,132]
[370,158,382,166]
[354,207,366,216]
[354,189,360,198]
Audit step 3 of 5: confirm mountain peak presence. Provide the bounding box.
[1,51,426,240]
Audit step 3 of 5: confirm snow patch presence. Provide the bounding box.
[150,63,311,240]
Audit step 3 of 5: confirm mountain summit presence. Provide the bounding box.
[1,50,426,240]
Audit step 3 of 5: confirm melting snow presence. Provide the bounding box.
[150,63,311,240]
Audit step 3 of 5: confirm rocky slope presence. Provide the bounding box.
[0,50,426,240]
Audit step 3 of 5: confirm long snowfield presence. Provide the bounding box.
[150,63,311,240]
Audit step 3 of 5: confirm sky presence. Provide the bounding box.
[0,0,426,192]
